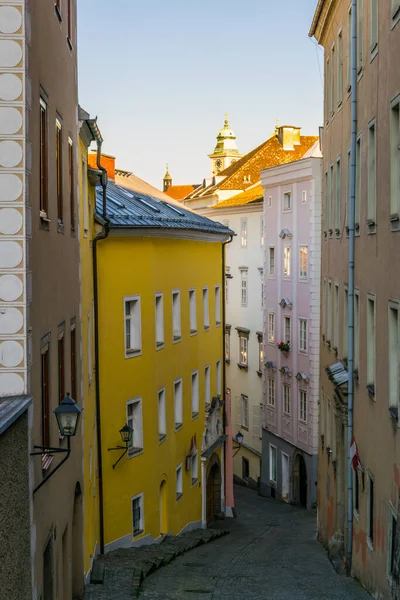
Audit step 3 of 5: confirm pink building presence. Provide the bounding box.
[260,139,322,509]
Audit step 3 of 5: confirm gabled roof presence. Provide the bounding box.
[165,185,200,201]
[213,184,264,209]
[114,169,173,203]
[95,181,233,237]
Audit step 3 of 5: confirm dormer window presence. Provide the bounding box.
[243,175,251,183]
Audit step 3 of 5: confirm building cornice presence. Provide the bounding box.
[309,0,337,44]
[106,226,231,244]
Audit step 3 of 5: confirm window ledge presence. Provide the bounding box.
[370,44,378,62]
[54,4,62,22]
[216,321,221,327]
[225,359,230,365]
[257,370,262,377]
[128,447,143,458]
[205,403,211,411]
[237,363,248,371]
[67,37,73,52]
[191,478,198,487]
[176,493,183,501]
[156,342,164,351]
[192,412,199,420]
[126,348,141,356]
[40,210,51,222]
[174,423,183,432]
[133,529,144,538]
[159,434,166,444]
[366,384,375,399]
[204,326,210,332]
[392,6,400,29]
[173,336,182,343]
[190,329,198,336]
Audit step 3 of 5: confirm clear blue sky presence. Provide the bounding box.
[78,0,323,189]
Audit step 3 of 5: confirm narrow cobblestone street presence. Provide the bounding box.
[139,486,371,600]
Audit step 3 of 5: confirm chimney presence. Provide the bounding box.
[88,152,115,181]
[277,126,302,151]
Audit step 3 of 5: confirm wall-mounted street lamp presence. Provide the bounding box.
[30,393,82,495]
[108,423,133,469]
[233,430,244,458]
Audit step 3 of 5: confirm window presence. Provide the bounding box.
[172,290,181,340]
[225,267,230,304]
[329,163,334,231]
[70,325,76,400]
[354,291,360,370]
[216,359,221,395]
[367,295,376,391]
[40,98,48,216]
[370,0,378,52]
[323,278,327,338]
[283,246,291,278]
[258,334,264,372]
[88,311,92,383]
[68,138,74,230]
[324,171,329,233]
[343,286,349,358]
[389,506,397,579]
[390,99,400,219]
[268,378,275,407]
[191,371,199,416]
[176,464,183,499]
[299,390,307,423]
[58,332,65,404]
[283,191,291,212]
[158,388,166,440]
[368,120,376,225]
[241,218,247,247]
[215,285,221,326]
[284,316,291,344]
[320,393,325,438]
[302,191,307,204]
[393,0,400,21]
[299,246,308,280]
[260,216,264,246]
[331,45,335,114]
[82,158,88,234]
[240,269,248,306]
[355,134,361,228]
[346,148,351,230]
[354,467,360,514]
[127,398,143,453]
[388,302,399,409]
[202,288,209,329]
[334,283,339,351]
[55,0,62,19]
[67,0,73,44]
[299,319,307,352]
[41,344,50,447]
[242,457,250,479]
[367,472,375,545]
[241,394,249,429]
[56,118,63,224]
[283,384,291,415]
[336,157,341,231]
[325,59,330,123]
[347,7,352,89]
[189,289,196,334]
[269,445,277,483]
[327,398,331,448]
[155,293,164,348]
[225,326,231,362]
[327,281,332,343]
[239,334,248,367]
[174,379,183,428]
[124,296,142,355]
[132,494,144,536]
[268,313,275,344]
[268,196,272,207]
[191,452,198,485]
[357,0,363,72]
[204,366,210,407]
[269,247,275,277]
[338,31,343,105]
[261,272,264,309]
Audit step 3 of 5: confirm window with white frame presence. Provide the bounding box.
[269,247,275,277]
[268,377,275,407]
[283,246,291,278]
[324,171,329,232]
[343,286,349,358]
[347,6,352,88]
[158,388,166,441]
[388,504,397,579]
[299,390,307,423]
[203,287,209,329]
[355,135,361,227]
[240,218,248,247]
[338,31,343,105]
[216,359,221,395]
[241,394,249,429]
[191,370,199,416]
[189,289,197,333]
[331,45,335,114]
[174,379,183,428]
[284,316,291,345]
[283,384,291,415]
[260,216,264,246]
[125,296,142,355]
[334,283,339,351]
[390,98,400,219]
[336,157,341,231]
[327,281,332,343]
[393,0,400,21]
[330,163,334,231]
[191,451,198,485]
[225,326,231,362]
[269,444,277,483]
[370,0,378,52]
[176,464,183,499]
[367,471,375,546]
[357,0,363,72]
[299,246,308,280]
[215,285,221,326]
[155,293,164,348]
[238,332,248,367]
[368,120,376,225]
[354,290,360,370]
[367,295,376,392]
[127,397,143,453]
[132,493,144,536]
[283,191,291,212]
[346,148,351,230]
[240,269,248,306]
[388,301,399,410]
[172,290,181,341]
[204,365,210,407]
[257,333,263,372]
[268,312,275,344]
[323,278,327,338]
[299,319,307,352]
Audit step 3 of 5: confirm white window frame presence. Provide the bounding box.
[367,294,376,392]
[174,378,183,429]
[388,300,399,411]
[241,394,249,429]
[343,285,349,358]
[354,289,360,370]
[215,285,221,326]
[299,389,307,423]
[239,335,248,367]
[240,218,248,247]
[327,280,332,344]
[283,246,291,278]
[268,247,275,278]
[355,133,362,229]
[333,282,339,351]
[225,328,230,362]
[216,359,221,396]
[158,388,166,441]
[191,451,198,485]
[390,95,400,220]
[189,289,197,334]
[268,377,275,407]
[336,156,341,231]
[299,245,308,281]
[283,191,291,212]
[302,190,307,204]
[268,312,275,344]
[155,293,164,349]
[269,444,277,483]
[357,0,363,73]
[131,492,144,536]
[191,370,199,417]
[268,195,272,207]
[284,316,291,345]
[203,287,210,330]
[240,269,248,306]
[172,290,181,342]
[367,119,377,227]
[176,464,183,499]
[283,384,291,415]
[299,318,307,353]
[204,365,211,407]
[124,296,142,357]
[126,397,143,454]
[338,30,343,106]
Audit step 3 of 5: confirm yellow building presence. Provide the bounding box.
[81,143,232,560]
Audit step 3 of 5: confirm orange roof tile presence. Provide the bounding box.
[213,184,264,208]
[165,185,200,201]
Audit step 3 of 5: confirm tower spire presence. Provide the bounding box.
[163,163,172,192]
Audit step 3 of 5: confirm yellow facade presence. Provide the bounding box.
[97,236,224,547]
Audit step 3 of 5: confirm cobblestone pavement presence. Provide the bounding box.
[139,486,371,600]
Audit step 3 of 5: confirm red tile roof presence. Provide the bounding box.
[165,185,200,201]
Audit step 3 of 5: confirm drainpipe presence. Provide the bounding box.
[346,0,357,576]
[88,121,109,555]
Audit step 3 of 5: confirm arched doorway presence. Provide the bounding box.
[206,454,222,524]
[293,454,307,508]
[159,479,168,535]
[72,482,83,599]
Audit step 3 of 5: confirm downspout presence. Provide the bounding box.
[90,128,109,555]
[347,0,357,575]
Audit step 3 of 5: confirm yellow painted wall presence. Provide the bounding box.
[97,236,223,546]
[79,136,100,575]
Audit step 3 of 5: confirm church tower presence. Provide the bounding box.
[163,163,172,192]
[208,114,242,176]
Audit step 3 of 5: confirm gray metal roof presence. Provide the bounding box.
[95,181,233,237]
[325,362,349,390]
[0,395,32,436]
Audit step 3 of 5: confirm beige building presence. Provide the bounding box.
[310,1,400,597]
[0,1,82,599]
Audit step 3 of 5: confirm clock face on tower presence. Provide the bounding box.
[215,159,222,170]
